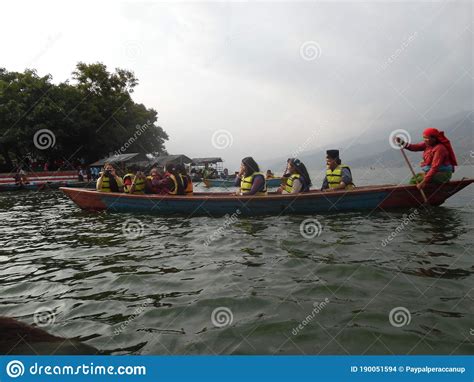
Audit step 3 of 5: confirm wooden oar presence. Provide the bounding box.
[398,143,429,204]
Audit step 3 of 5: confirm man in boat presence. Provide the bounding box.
[175,164,193,195]
[397,128,458,189]
[266,169,275,179]
[123,165,146,194]
[96,163,123,192]
[321,150,354,191]
[148,162,185,195]
[234,157,267,196]
[277,158,312,194]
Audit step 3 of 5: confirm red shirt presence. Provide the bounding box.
[406,142,453,183]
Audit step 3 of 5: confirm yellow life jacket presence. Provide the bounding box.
[179,174,193,195]
[167,173,184,195]
[123,173,145,194]
[98,175,112,192]
[326,165,354,189]
[241,172,267,196]
[284,174,301,193]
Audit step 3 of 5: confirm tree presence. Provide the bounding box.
[0,63,168,171]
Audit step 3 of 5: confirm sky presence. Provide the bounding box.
[1,0,472,169]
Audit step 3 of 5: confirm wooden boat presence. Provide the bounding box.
[204,177,283,188]
[60,179,473,216]
[0,181,94,192]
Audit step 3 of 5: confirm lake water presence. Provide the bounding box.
[0,166,473,355]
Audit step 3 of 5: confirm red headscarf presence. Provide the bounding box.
[423,128,458,167]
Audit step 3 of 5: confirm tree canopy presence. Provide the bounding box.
[0,63,168,170]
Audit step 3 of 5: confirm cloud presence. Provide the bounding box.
[0,0,471,169]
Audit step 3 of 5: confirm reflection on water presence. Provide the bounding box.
[0,167,473,355]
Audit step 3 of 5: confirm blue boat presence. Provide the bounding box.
[60,179,473,216]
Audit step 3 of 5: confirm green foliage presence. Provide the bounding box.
[0,63,168,169]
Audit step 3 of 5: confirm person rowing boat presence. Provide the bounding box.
[396,128,458,189]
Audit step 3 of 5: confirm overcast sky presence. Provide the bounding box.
[1,0,472,169]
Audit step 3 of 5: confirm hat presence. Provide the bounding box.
[326,150,340,159]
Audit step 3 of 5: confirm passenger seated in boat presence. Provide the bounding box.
[96,163,123,192]
[145,167,162,193]
[266,169,275,179]
[396,128,458,190]
[176,164,193,195]
[277,158,311,194]
[123,165,146,195]
[149,162,185,195]
[321,150,354,191]
[14,168,29,185]
[234,157,267,196]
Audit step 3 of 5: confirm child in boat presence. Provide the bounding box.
[234,157,267,196]
[123,165,146,194]
[96,163,123,192]
[175,164,193,195]
[148,162,185,195]
[277,158,311,194]
[397,128,458,189]
[321,150,354,191]
[145,167,163,194]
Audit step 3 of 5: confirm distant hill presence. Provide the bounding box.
[261,111,473,172]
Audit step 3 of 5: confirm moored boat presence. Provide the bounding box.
[204,177,283,188]
[60,179,473,216]
[0,181,95,192]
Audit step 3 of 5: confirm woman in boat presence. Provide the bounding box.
[150,162,185,195]
[234,157,267,196]
[321,150,354,191]
[277,158,311,194]
[397,128,458,189]
[145,167,162,194]
[123,165,146,195]
[96,163,123,192]
[175,164,193,195]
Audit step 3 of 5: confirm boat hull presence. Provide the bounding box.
[60,179,473,216]
[204,177,283,188]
